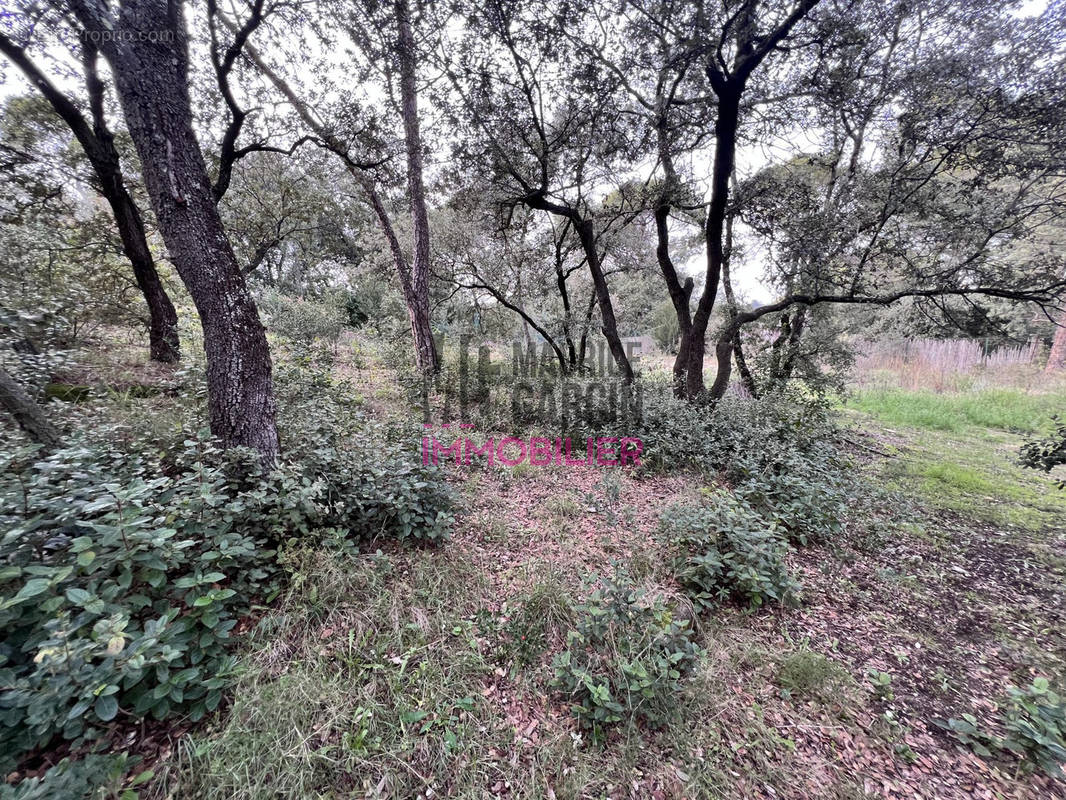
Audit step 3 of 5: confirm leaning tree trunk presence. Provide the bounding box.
[74,0,279,463]
[105,179,181,363]
[396,0,439,374]
[572,219,633,382]
[0,367,60,449]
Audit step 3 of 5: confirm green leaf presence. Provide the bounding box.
[95,694,119,722]
[65,587,93,606]
[15,577,52,601]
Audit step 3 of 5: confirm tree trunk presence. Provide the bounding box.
[396,0,439,374]
[1047,312,1066,372]
[680,90,741,400]
[719,200,757,397]
[779,306,806,383]
[76,0,279,463]
[577,286,597,370]
[653,115,696,396]
[655,204,694,396]
[0,367,61,449]
[106,183,181,363]
[0,33,180,364]
[572,219,633,381]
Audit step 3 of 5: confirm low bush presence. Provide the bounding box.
[731,448,847,546]
[258,289,347,354]
[660,493,799,609]
[1020,417,1066,488]
[551,574,700,741]
[0,752,148,800]
[0,438,285,772]
[0,370,452,773]
[942,677,1066,779]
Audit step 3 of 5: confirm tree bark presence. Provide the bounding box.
[679,89,741,400]
[395,0,439,374]
[71,0,279,463]
[0,367,61,449]
[0,33,180,363]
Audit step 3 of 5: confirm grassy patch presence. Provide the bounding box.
[869,426,1066,532]
[848,388,1063,434]
[776,649,851,701]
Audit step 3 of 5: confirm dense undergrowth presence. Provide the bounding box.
[4,333,1065,797]
[0,356,452,792]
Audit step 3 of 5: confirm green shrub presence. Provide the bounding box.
[942,678,1066,779]
[258,290,347,352]
[0,439,287,772]
[1000,678,1066,777]
[1020,417,1066,488]
[660,494,799,609]
[264,360,454,543]
[731,448,847,545]
[551,574,700,741]
[622,383,845,481]
[0,411,452,772]
[0,752,149,799]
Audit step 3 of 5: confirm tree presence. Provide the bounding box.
[445,0,644,381]
[65,0,280,463]
[704,0,1066,401]
[221,0,441,373]
[0,19,181,363]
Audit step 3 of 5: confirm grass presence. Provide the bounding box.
[776,649,851,700]
[845,385,1066,532]
[848,387,1064,434]
[845,410,1066,532]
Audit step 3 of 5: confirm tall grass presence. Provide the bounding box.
[853,338,1043,392]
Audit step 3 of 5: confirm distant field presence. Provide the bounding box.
[847,387,1065,434]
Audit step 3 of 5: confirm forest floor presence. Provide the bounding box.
[139,344,1066,799]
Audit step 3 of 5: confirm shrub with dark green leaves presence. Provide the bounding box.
[942,677,1066,779]
[551,575,700,741]
[0,418,452,772]
[1000,679,1066,778]
[1020,417,1066,489]
[731,447,847,546]
[0,752,149,800]
[0,439,286,772]
[660,493,799,609]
